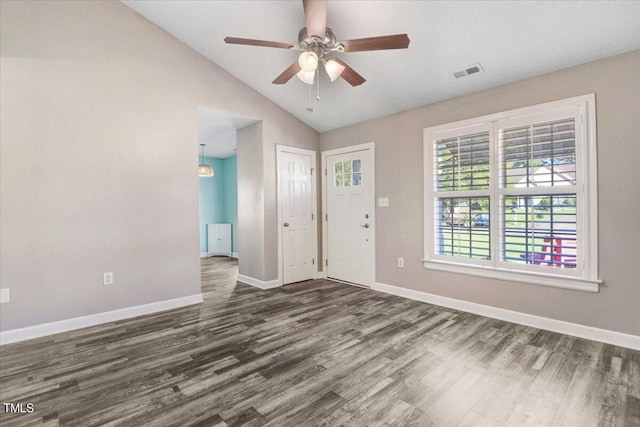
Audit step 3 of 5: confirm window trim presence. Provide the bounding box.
[423,94,600,292]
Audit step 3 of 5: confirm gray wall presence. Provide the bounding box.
[0,0,318,331]
[320,50,640,336]
[237,123,265,281]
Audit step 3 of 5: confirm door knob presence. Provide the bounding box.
[360,223,369,228]
[284,222,290,227]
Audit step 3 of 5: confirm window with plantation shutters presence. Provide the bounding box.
[424,95,600,292]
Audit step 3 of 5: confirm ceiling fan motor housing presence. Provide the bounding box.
[298,27,344,58]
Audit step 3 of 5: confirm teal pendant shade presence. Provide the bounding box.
[199,144,214,177]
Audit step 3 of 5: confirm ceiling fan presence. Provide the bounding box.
[224,0,410,87]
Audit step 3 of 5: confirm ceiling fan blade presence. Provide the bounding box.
[331,58,366,87]
[224,37,294,49]
[272,61,302,84]
[303,0,327,39]
[340,34,410,52]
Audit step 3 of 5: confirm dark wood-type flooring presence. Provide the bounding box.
[1,257,639,426]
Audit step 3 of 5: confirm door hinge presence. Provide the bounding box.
[311,168,314,175]
[312,258,315,265]
[326,259,328,266]
[311,213,314,220]
[325,169,327,176]
[325,213,328,221]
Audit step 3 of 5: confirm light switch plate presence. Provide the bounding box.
[378,197,389,207]
[103,272,114,286]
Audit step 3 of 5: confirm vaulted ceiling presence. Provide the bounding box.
[122,1,640,133]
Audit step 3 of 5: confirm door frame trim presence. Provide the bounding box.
[321,142,376,287]
[276,145,319,286]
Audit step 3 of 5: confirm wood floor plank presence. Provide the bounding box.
[457,410,504,427]
[1,256,638,426]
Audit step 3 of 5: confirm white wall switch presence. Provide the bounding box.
[0,288,9,303]
[103,272,114,286]
[398,257,404,268]
[378,197,389,207]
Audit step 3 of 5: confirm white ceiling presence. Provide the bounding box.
[123,1,640,133]
[197,107,258,158]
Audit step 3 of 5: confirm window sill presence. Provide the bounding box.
[422,259,601,293]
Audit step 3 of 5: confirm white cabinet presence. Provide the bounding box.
[207,223,232,256]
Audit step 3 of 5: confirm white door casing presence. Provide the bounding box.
[322,143,375,287]
[277,145,318,285]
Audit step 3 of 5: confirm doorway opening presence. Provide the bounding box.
[197,107,257,273]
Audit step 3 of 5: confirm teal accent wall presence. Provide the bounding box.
[199,156,238,254]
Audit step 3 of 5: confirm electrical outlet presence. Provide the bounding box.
[398,257,404,268]
[0,288,9,303]
[103,272,114,286]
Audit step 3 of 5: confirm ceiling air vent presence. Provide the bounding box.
[452,63,484,79]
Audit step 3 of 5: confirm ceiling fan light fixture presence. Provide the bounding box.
[324,58,345,82]
[296,69,315,85]
[224,1,410,88]
[298,51,318,72]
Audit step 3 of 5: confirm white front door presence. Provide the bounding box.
[279,148,316,284]
[325,146,374,287]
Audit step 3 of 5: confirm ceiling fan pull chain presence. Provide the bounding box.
[316,68,320,101]
[307,83,314,114]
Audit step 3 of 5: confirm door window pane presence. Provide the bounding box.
[353,172,362,186]
[334,159,363,187]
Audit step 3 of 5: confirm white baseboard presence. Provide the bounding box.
[237,274,281,290]
[231,252,239,258]
[0,294,203,346]
[315,270,326,279]
[373,282,640,351]
[200,252,208,258]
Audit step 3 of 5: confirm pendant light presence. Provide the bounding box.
[198,144,214,177]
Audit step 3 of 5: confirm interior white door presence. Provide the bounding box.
[280,150,315,284]
[326,148,374,286]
